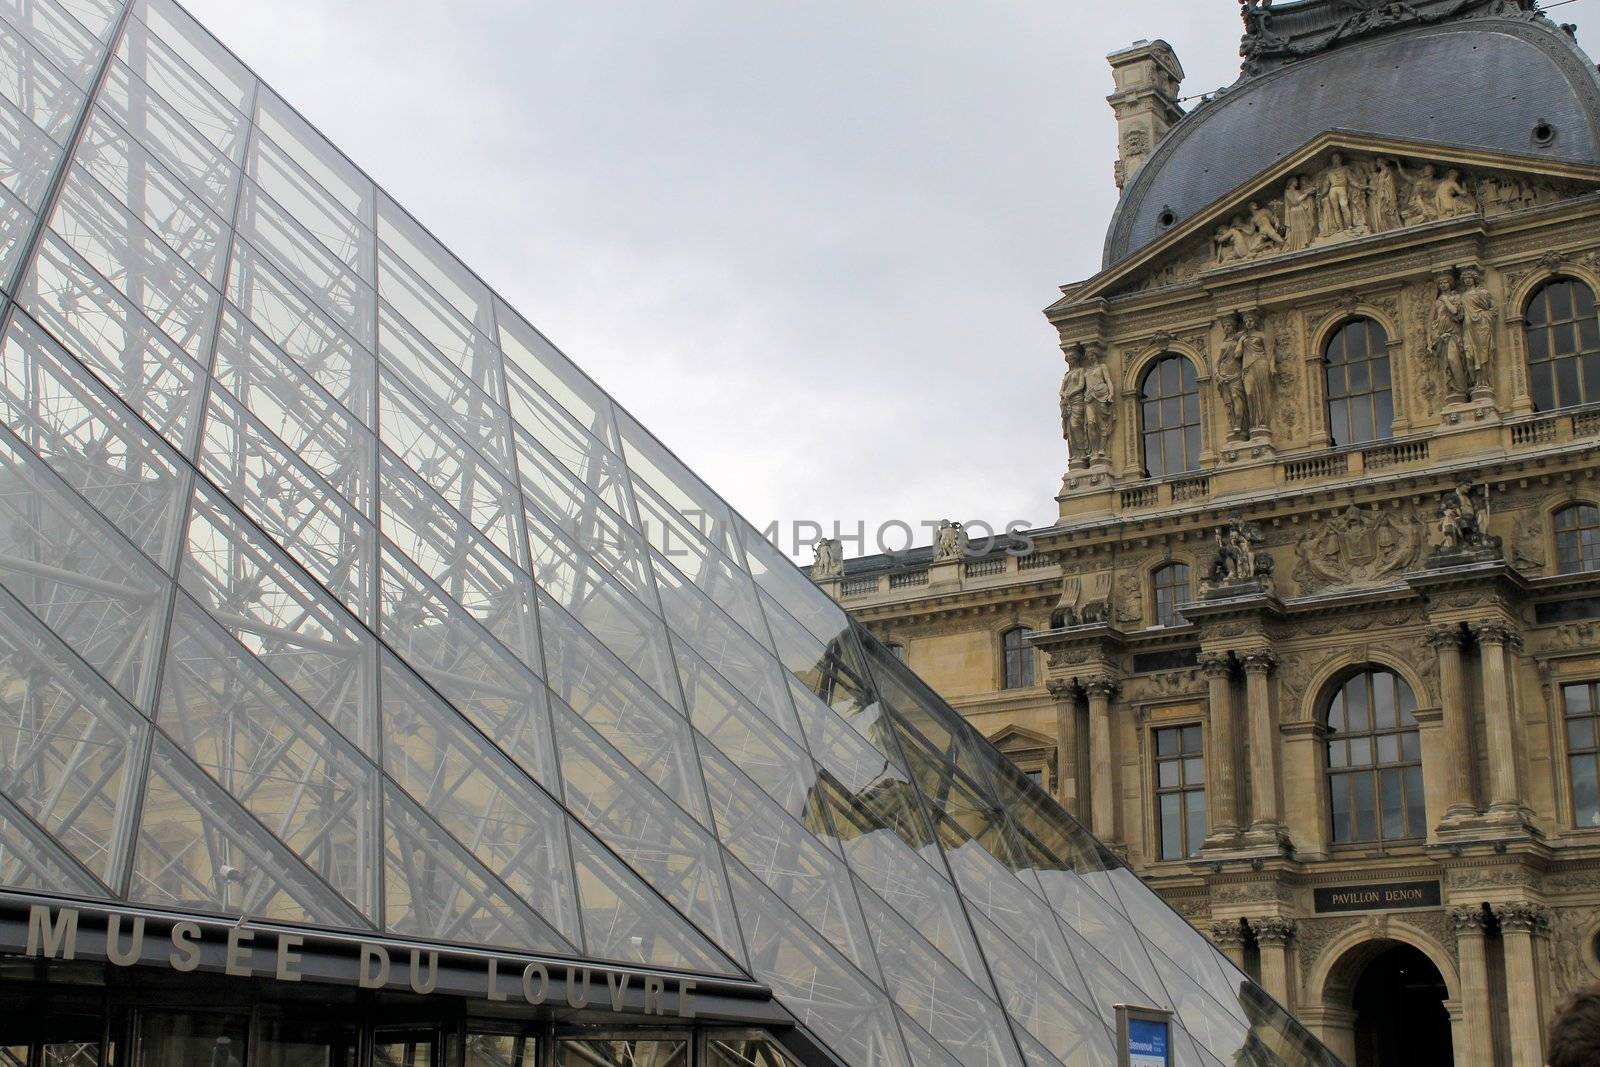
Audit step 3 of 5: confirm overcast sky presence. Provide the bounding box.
[176,3,1304,559]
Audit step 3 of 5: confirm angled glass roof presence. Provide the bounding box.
[0,2,1338,1065]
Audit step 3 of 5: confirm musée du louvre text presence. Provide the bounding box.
[12,903,702,1016]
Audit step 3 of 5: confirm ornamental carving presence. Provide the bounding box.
[1061,342,1115,469]
[811,538,842,579]
[1296,917,1362,981]
[1208,150,1577,269]
[1293,505,1426,591]
[1548,622,1600,651]
[1253,917,1297,945]
[1448,865,1536,890]
[1215,310,1277,443]
[1115,572,1143,626]
[1426,266,1499,406]
[932,520,968,562]
[1498,901,1552,935]
[1550,907,1600,996]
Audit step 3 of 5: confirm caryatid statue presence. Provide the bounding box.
[1428,271,1470,403]
[1060,344,1088,465]
[1238,308,1273,436]
[1459,265,1498,399]
[1081,341,1115,464]
[1216,313,1248,441]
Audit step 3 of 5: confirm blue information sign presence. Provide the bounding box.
[1126,1017,1170,1067]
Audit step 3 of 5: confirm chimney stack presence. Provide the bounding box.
[1106,40,1184,191]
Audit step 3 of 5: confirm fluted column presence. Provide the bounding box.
[1253,918,1296,1010]
[1472,622,1525,819]
[1209,920,1247,971]
[1450,906,1494,1067]
[1085,678,1120,842]
[1426,625,1477,825]
[1241,649,1285,843]
[1200,652,1240,849]
[1500,902,1551,1067]
[1048,679,1084,816]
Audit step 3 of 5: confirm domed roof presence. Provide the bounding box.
[1104,12,1600,267]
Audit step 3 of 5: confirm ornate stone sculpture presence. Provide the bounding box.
[1081,341,1115,464]
[1060,345,1086,462]
[1217,313,1249,442]
[1293,504,1426,590]
[1459,265,1498,400]
[1203,517,1274,594]
[1430,482,1503,563]
[1428,271,1470,404]
[1198,148,1581,271]
[1238,308,1273,437]
[811,537,842,580]
[933,520,968,562]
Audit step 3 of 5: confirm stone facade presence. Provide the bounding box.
[816,11,1600,1067]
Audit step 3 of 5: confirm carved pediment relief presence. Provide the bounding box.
[1086,134,1600,300]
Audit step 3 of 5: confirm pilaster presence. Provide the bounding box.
[1498,902,1551,1067]
[1252,917,1296,1010]
[1450,905,1495,1067]
[1200,651,1241,850]
[1240,648,1290,851]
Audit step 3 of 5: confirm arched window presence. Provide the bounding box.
[1001,627,1035,689]
[1326,668,1424,844]
[1139,355,1201,477]
[1152,562,1191,627]
[1324,318,1393,446]
[1525,278,1600,411]
[1555,503,1600,574]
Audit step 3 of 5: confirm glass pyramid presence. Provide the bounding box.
[0,2,1338,1065]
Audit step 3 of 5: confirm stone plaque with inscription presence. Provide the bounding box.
[1313,880,1441,914]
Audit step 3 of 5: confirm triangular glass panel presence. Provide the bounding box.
[0,583,143,885]
[156,595,380,919]
[380,779,567,953]
[378,650,579,949]
[0,427,167,708]
[0,789,103,895]
[130,735,368,927]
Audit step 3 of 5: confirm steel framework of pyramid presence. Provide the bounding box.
[0,2,1339,1065]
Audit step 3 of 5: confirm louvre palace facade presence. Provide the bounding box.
[0,2,1347,1067]
[814,2,1600,1065]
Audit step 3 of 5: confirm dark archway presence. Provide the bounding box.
[1351,942,1453,1067]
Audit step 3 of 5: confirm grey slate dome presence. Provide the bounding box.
[1104,6,1600,267]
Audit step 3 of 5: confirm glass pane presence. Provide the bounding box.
[465,1034,534,1067]
[1571,756,1600,828]
[1353,773,1377,842]
[258,1019,359,1067]
[556,1039,686,1067]
[136,1013,248,1067]
[1160,793,1181,860]
[372,1030,437,1067]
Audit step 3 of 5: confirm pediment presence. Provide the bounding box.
[987,723,1057,754]
[1062,132,1600,306]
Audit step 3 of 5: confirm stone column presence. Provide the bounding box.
[1241,649,1286,845]
[1048,679,1084,816]
[1500,902,1551,1067]
[1426,624,1477,825]
[1450,906,1495,1067]
[1472,622,1525,821]
[1085,678,1120,842]
[1209,920,1247,971]
[1252,918,1296,1011]
[1200,652,1239,849]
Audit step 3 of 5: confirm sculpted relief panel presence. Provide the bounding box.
[1293,505,1427,592]
[1212,151,1574,269]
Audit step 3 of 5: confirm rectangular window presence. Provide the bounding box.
[1154,724,1206,860]
[1565,681,1600,828]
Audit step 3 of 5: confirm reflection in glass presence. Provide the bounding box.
[136,1012,248,1067]
[556,1039,685,1067]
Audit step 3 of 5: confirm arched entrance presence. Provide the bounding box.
[1308,934,1458,1066]
[1348,942,1453,1066]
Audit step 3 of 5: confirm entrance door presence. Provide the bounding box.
[1351,942,1452,1066]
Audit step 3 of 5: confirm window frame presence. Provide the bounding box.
[1555,502,1600,575]
[1561,679,1600,831]
[1524,277,1600,412]
[1000,626,1036,690]
[1324,667,1426,847]
[1151,561,1192,628]
[1322,317,1394,447]
[1137,354,1202,478]
[1152,722,1206,861]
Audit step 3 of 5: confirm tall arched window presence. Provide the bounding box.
[1152,562,1191,627]
[1139,355,1201,477]
[1555,503,1600,574]
[1324,318,1393,446]
[1525,278,1600,411]
[1001,627,1035,689]
[1326,668,1424,844]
